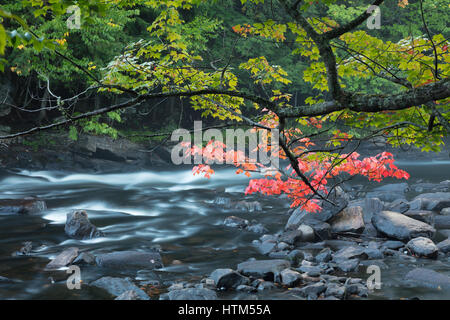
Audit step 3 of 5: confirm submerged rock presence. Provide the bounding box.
[0,198,46,215]
[95,251,163,269]
[405,268,450,289]
[91,277,150,300]
[65,210,104,240]
[371,210,435,241]
[45,247,79,270]
[406,237,438,258]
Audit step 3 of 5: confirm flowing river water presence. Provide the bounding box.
[0,160,449,300]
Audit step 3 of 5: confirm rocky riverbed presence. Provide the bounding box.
[0,136,450,300]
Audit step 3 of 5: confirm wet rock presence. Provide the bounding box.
[233,201,262,212]
[115,290,144,300]
[214,197,232,208]
[246,223,268,234]
[406,237,438,258]
[441,208,450,215]
[386,199,410,214]
[404,268,450,289]
[303,219,331,240]
[434,215,450,229]
[287,250,303,264]
[257,281,277,291]
[279,230,303,245]
[362,198,385,222]
[325,283,346,299]
[95,251,163,269]
[236,285,256,293]
[269,251,289,259]
[257,240,277,255]
[45,247,79,270]
[65,210,104,240]
[297,282,326,299]
[345,283,368,297]
[277,242,290,251]
[372,210,435,241]
[72,252,96,265]
[14,241,33,256]
[297,224,315,242]
[364,248,384,259]
[374,183,409,193]
[330,206,365,234]
[365,191,405,202]
[382,240,405,250]
[0,198,47,215]
[237,259,290,282]
[223,216,249,229]
[335,259,360,273]
[315,248,332,263]
[412,192,450,212]
[280,269,302,287]
[437,238,450,253]
[91,277,150,300]
[210,268,248,290]
[333,246,368,262]
[403,210,433,223]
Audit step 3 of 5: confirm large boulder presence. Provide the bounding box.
[371,211,435,241]
[405,268,450,289]
[0,198,47,215]
[406,237,438,258]
[210,268,248,289]
[412,192,450,212]
[95,251,163,269]
[237,259,290,282]
[65,210,104,240]
[91,277,150,300]
[330,206,365,234]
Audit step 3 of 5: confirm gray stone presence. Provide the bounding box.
[404,268,450,289]
[210,268,248,289]
[403,210,433,223]
[406,237,438,258]
[441,208,450,215]
[364,248,384,259]
[335,259,360,273]
[115,290,143,300]
[91,277,150,300]
[95,251,163,269]
[246,223,268,234]
[0,198,47,215]
[72,252,96,265]
[302,219,331,240]
[280,269,302,287]
[386,199,410,213]
[330,206,365,234]
[236,285,256,293]
[373,183,409,193]
[434,215,450,229]
[325,283,346,299]
[345,283,368,297]
[332,246,367,262]
[382,240,405,250]
[298,224,315,242]
[437,238,450,253]
[257,241,276,255]
[237,259,291,282]
[315,248,332,263]
[223,216,249,229]
[365,191,405,202]
[257,281,276,291]
[45,247,79,270]
[279,230,303,245]
[233,201,262,212]
[167,288,217,300]
[362,198,385,223]
[297,282,326,299]
[65,210,104,240]
[372,210,435,241]
[412,192,450,212]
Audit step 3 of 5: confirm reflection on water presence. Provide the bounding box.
[0,163,449,300]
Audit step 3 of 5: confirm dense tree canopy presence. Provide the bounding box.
[0,0,448,211]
